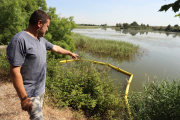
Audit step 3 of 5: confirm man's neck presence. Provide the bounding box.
[25,26,39,40]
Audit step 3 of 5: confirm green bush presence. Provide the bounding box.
[128,79,180,120]
[0,49,10,82]
[45,56,126,119]
[0,49,9,73]
[0,0,40,45]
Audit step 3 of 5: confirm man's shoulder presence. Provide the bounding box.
[12,31,27,41]
[10,31,32,45]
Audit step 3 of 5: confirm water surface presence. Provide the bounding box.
[73,28,180,92]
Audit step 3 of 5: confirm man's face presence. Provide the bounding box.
[38,19,50,37]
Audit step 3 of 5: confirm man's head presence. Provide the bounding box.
[29,10,51,37]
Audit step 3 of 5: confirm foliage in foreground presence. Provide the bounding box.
[45,56,127,119]
[159,0,180,18]
[0,49,9,74]
[128,79,180,120]
[73,33,140,59]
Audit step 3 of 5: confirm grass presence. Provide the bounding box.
[76,26,101,29]
[128,78,180,120]
[73,33,140,59]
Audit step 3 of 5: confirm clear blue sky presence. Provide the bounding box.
[46,0,180,26]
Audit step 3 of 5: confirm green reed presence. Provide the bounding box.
[76,26,101,29]
[128,78,180,120]
[73,33,140,59]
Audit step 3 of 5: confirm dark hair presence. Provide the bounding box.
[29,10,51,25]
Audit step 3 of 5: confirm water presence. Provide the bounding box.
[73,28,180,92]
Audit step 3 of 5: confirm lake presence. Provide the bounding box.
[73,28,180,92]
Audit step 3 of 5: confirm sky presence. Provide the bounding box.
[45,0,180,26]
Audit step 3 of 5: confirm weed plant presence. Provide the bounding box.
[45,55,127,119]
[128,79,180,120]
[73,33,140,59]
[0,49,9,81]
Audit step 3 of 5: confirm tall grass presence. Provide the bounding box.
[73,33,140,59]
[128,79,180,120]
[76,26,101,29]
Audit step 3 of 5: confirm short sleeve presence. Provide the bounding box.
[43,38,54,50]
[6,38,26,66]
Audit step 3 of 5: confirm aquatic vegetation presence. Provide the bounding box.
[128,79,180,119]
[73,33,140,59]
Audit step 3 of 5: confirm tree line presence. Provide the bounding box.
[115,21,180,31]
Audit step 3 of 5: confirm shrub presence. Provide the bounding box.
[45,56,126,119]
[128,79,180,120]
[0,49,10,82]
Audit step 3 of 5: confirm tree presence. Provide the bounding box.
[141,23,145,26]
[116,23,122,27]
[174,24,179,28]
[166,24,172,31]
[46,7,77,59]
[116,23,118,27]
[130,21,139,26]
[159,0,180,17]
[0,0,38,45]
[123,23,129,29]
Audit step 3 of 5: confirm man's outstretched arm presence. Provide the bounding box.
[49,45,79,59]
[10,64,33,111]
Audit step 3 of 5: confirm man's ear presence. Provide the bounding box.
[37,20,42,28]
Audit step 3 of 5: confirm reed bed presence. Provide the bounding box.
[73,33,140,58]
[128,79,180,120]
[76,26,101,29]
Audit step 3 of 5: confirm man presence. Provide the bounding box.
[6,10,79,120]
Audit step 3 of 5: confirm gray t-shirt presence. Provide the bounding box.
[7,31,54,97]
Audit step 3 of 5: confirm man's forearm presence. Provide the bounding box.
[10,65,28,100]
[49,45,79,60]
[50,45,72,55]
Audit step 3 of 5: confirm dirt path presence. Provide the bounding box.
[0,45,6,49]
[0,81,86,120]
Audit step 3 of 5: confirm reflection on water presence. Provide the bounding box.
[112,28,180,37]
[73,28,180,92]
